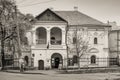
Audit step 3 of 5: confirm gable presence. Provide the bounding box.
[36,9,66,22]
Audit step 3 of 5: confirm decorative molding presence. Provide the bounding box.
[88,48,99,53]
[94,32,98,36]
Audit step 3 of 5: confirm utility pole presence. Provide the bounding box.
[117,31,119,65]
[14,5,22,58]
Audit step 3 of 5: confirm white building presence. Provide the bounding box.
[26,9,111,70]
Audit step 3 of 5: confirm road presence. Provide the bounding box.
[0,70,120,80]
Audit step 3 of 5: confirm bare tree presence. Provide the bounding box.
[75,27,89,69]
[67,27,89,69]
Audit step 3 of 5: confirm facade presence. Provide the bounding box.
[108,22,120,65]
[26,9,111,70]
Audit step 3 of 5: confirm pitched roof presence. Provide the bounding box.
[35,9,67,22]
[54,11,108,26]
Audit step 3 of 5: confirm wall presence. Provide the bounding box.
[67,26,110,67]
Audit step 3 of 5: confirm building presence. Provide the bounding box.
[108,22,120,65]
[26,8,111,70]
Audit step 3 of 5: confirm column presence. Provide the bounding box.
[31,31,33,45]
[47,29,50,45]
[32,31,36,45]
[62,30,66,45]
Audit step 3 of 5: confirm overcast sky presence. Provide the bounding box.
[16,0,120,25]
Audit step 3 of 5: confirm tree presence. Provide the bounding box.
[0,0,33,70]
[67,27,89,69]
[75,27,89,69]
[0,0,17,70]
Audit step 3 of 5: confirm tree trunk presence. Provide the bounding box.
[1,40,5,70]
[77,54,80,69]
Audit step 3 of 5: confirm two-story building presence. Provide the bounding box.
[26,8,111,70]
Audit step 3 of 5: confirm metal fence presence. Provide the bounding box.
[68,57,119,66]
[1,57,119,69]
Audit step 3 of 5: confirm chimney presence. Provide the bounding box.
[74,6,78,11]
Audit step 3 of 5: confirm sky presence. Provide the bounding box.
[15,0,120,25]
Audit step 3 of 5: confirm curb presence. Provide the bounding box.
[2,70,47,75]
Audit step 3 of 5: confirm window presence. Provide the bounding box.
[32,54,35,57]
[94,37,97,44]
[68,58,73,66]
[24,37,28,45]
[91,55,96,64]
[50,27,62,45]
[36,27,47,44]
[73,37,76,44]
[73,55,77,64]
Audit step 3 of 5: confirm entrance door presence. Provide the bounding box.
[38,60,44,70]
[55,57,60,68]
[51,53,62,69]
[24,56,29,66]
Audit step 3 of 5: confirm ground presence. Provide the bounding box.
[1,70,120,80]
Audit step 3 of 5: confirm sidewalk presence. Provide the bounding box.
[2,66,120,75]
[3,69,61,75]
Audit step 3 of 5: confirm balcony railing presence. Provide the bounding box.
[51,40,61,45]
[36,39,46,44]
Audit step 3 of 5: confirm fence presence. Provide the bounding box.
[1,58,34,69]
[68,57,119,67]
[0,57,119,69]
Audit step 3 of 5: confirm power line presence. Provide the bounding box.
[18,0,56,7]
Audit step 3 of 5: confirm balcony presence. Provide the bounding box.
[36,39,46,44]
[51,40,61,45]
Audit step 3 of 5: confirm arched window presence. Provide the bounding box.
[73,55,77,64]
[24,37,28,45]
[73,37,76,44]
[94,37,97,44]
[91,55,96,64]
[24,56,29,66]
[36,27,47,44]
[50,27,62,45]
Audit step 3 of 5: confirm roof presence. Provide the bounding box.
[35,8,111,27]
[54,10,109,26]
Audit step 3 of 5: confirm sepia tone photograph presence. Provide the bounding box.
[0,0,120,80]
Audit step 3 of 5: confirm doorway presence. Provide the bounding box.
[24,56,29,66]
[51,53,62,69]
[38,60,44,70]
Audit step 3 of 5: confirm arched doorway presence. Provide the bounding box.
[24,56,29,66]
[38,60,44,70]
[51,53,62,69]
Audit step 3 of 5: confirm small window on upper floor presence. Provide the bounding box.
[94,37,97,44]
[73,37,77,44]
